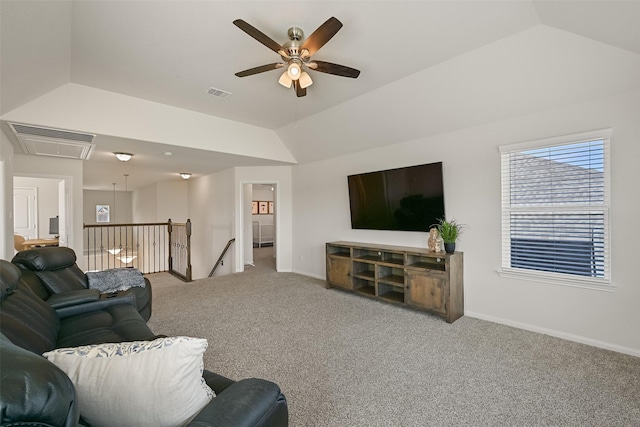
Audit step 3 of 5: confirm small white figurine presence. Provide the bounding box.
[428,228,444,253]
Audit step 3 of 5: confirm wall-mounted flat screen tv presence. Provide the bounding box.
[348,162,445,232]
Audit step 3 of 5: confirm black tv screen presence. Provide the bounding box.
[348,162,445,232]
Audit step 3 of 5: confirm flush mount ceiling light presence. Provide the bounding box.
[114,152,133,162]
[233,17,360,97]
[180,173,192,180]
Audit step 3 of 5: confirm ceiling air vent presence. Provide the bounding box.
[207,87,231,98]
[8,123,96,160]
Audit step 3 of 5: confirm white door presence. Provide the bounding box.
[14,187,38,239]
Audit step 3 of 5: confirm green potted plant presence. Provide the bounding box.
[436,218,465,254]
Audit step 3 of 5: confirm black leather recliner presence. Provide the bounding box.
[0,259,289,426]
[12,247,152,321]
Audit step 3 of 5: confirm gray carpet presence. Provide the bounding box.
[146,259,640,426]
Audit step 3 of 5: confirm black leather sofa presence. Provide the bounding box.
[12,246,153,321]
[0,259,288,426]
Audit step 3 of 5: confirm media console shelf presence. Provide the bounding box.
[326,241,464,323]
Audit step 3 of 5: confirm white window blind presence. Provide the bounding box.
[500,129,611,286]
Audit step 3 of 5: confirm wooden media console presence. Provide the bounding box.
[326,241,464,323]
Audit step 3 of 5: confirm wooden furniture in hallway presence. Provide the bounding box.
[20,237,59,251]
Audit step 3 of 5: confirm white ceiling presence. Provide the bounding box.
[1,1,639,190]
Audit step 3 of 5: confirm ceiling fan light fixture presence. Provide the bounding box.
[278,72,292,88]
[233,18,359,98]
[299,71,313,89]
[287,62,301,80]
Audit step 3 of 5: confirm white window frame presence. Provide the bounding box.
[498,129,613,291]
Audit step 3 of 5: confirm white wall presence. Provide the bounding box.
[0,132,14,259]
[292,90,640,356]
[1,83,296,164]
[188,168,235,279]
[0,0,72,115]
[14,176,61,238]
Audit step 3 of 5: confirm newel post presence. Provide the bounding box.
[185,219,192,281]
[167,219,173,272]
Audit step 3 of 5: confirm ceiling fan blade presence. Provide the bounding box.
[300,17,343,56]
[307,60,360,78]
[233,19,283,54]
[293,80,307,97]
[235,63,284,77]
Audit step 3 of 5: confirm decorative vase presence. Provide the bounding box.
[444,242,456,254]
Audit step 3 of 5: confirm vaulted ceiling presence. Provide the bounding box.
[1,1,639,190]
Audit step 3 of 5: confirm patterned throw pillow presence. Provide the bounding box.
[44,336,214,427]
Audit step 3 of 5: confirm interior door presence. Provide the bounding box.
[14,187,38,239]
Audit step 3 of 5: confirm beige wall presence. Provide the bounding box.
[157,181,189,223]
[83,189,132,225]
[133,180,188,224]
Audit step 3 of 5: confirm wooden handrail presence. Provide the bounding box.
[84,222,171,228]
[209,238,235,277]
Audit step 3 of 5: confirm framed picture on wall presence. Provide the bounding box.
[252,201,258,214]
[258,201,268,214]
[268,201,274,214]
[96,205,110,223]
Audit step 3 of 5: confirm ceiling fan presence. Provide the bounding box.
[233,17,360,97]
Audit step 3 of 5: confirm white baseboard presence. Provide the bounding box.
[465,310,640,358]
[284,273,640,357]
[292,270,325,281]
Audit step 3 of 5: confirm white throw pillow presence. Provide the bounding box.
[43,336,214,427]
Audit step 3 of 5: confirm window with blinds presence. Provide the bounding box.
[500,129,611,286]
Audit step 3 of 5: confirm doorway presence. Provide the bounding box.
[244,183,276,271]
[13,175,69,250]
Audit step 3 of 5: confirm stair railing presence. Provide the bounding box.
[209,238,235,277]
[83,219,192,282]
[168,219,192,282]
